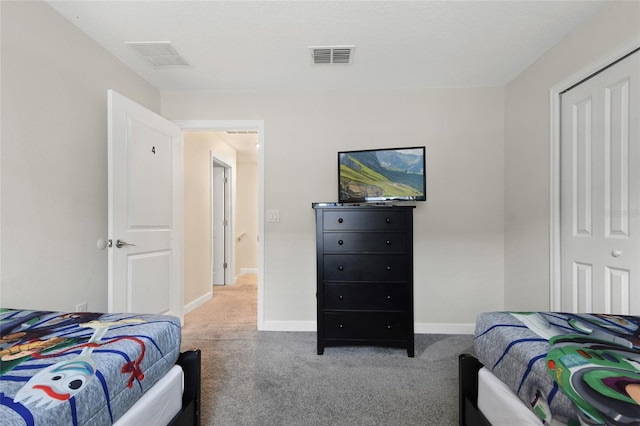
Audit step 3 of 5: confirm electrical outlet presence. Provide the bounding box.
[76,302,88,312]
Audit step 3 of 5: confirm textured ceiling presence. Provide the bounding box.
[46,0,607,91]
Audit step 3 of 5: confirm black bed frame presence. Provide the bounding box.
[458,353,491,426]
[168,349,202,426]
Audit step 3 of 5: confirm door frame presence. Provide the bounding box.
[549,42,640,311]
[211,155,232,286]
[175,120,265,330]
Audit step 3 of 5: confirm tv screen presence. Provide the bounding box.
[338,146,426,203]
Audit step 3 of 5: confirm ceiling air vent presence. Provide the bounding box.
[125,41,190,68]
[309,46,355,65]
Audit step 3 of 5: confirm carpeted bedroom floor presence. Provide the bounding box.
[180,274,474,425]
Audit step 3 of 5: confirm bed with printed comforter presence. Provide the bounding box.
[459,311,640,426]
[0,308,200,426]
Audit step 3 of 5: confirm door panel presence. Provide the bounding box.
[604,77,631,238]
[605,266,630,313]
[108,90,184,320]
[129,251,171,313]
[571,262,593,313]
[128,119,173,227]
[572,96,593,237]
[560,51,640,315]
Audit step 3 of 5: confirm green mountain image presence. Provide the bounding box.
[339,150,424,201]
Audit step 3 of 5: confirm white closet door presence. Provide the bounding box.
[561,51,640,314]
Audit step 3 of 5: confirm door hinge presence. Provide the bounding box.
[223,262,228,269]
[223,220,228,226]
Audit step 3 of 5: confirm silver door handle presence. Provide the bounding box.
[612,249,622,257]
[115,239,136,248]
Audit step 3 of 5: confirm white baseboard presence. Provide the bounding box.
[261,320,475,334]
[183,291,212,315]
[239,268,258,275]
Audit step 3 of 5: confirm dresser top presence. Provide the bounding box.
[312,202,416,209]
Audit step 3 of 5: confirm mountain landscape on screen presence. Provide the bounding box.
[339,147,425,202]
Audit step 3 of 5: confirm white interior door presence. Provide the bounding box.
[560,51,640,314]
[108,90,184,320]
[212,163,227,285]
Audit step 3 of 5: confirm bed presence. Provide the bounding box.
[0,308,201,426]
[459,311,640,426]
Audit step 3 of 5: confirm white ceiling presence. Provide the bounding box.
[47,0,607,91]
[45,1,608,162]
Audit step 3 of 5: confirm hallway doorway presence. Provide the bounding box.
[178,120,265,330]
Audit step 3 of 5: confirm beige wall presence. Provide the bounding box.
[8,0,632,328]
[0,1,160,311]
[504,2,640,310]
[183,132,237,306]
[235,161,258,274]
[163,88,505,329]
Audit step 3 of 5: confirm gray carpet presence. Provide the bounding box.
[181,276,473,425]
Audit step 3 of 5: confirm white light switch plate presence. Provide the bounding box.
[267,209,280,222]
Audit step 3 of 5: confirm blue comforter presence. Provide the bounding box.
[474,311,640,425]
[0,308,181,425]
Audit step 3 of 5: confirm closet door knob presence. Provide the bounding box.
[385,217,391,223]
[338,240,344,245]
[338,266,344,271]
[386,266,392,271]
[386,240,391,245]
[338,218,344,223]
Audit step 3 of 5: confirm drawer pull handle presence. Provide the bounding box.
[339,295,344,300]
[386,240,391,245]
[386,266,392,271]
[338,266,344,271]
[338,218,344,223]
[387,325,392,329]
[338,240,344,245]
[385,217,391,223]
[387,295,392,300]
[339,324,344,328]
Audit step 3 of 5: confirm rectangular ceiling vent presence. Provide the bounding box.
[125,41,189,68]
[309,46,355,65]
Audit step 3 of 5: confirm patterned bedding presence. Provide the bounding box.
[0,308,181,426]
[474,311,640,425]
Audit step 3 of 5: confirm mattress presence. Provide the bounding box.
[113,365,183,425]
[477,366,543,426]
[0,308,181,425]
[474,311,640,425]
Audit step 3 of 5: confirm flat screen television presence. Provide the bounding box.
[338,146,426,203]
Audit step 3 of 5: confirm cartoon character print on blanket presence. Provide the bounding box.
[517,312,640,426]
[0,308,179,425]
[10,318,145,409]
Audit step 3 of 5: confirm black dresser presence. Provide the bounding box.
[313,204,415,357]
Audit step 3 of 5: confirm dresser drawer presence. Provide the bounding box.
[323,254,409,281]
[324,283,408,310]
[323,210,407,231]
[323,312,407,340]
[323,232,407,253]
